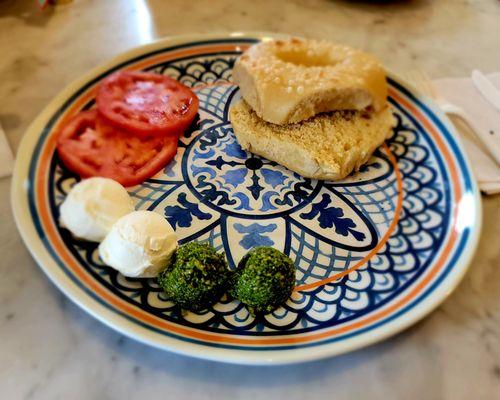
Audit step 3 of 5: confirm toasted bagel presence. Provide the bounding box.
[233,38,388,124]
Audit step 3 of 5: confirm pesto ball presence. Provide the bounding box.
[230,247,296,315]
[158,242,229,312]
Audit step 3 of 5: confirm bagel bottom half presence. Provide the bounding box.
[229,100,395,181]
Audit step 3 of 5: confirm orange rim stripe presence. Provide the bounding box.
[295,142,403,291]
[129,44,251,72]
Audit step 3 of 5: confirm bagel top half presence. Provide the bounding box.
[232,38,388,125]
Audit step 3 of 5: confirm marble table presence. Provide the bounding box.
[1,0,499,398]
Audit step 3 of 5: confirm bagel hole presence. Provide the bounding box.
[276,50,334,67]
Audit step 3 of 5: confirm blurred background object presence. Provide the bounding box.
[38,0,73,8]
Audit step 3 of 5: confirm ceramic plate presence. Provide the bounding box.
[12,33,481,365]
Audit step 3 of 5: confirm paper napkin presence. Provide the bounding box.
[433,73,500,195]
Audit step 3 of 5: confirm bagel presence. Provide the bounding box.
[232,38,388,125]
[229,100,395,181]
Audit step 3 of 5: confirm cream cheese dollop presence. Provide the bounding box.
[98,210,177,278]
[59,177,135,242]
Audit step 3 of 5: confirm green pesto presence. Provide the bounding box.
[157,242,230,312]
[229,247,296,315]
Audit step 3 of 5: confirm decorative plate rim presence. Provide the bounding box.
[11,33,482,365]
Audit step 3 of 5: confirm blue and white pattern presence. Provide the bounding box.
[50,52,451,334]
[186,122,319,216]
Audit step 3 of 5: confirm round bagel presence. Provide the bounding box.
[232,38,388,125]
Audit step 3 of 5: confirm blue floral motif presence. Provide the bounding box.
[221,168,247,188]
[247,171,265,200]
[300,194,366,241]
[223,140,247,159]
[261,191,279,212]
[191,165,216,179]
[164,192,211,228]
[206,156,240,170]
[275,180,315,206]
[199,126,229,150]
[192,147,216,160]
[234,223,277,249]
[233,193,252,211]
[260,168,287,188]
[195,175,237,206]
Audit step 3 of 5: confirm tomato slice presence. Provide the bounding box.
[96,71,199,136]
[56,110,178,187]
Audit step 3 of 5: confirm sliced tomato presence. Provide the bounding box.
[56,110,178,187]
[96,71,199,136]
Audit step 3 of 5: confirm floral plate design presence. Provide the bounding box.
[11,34,481,365]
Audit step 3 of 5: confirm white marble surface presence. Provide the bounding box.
[1,0,500,399]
